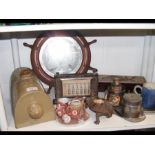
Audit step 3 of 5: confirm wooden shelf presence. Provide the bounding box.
[1,23,155,131]
[0,23,155,33]
[7,109,155,131]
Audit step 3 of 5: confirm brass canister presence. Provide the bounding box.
[123,93,145,122]
[11,67,56,128]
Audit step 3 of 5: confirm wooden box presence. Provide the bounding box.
[98,75,146,92]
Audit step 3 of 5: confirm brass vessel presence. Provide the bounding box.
[11,67,56,128]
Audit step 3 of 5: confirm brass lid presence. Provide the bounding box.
[20,68,32,79]
[123,93,142,105]
[20,68,31,75]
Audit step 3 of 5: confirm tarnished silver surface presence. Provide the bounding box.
[39,37,82,77]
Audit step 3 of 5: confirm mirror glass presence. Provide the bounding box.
[39,37,83,77]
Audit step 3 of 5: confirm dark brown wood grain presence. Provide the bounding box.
[98,75,146,92]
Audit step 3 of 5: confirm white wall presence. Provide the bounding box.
[87,36,145,75]
[0,40,15,127]
[0,35,154,97]
[16,36,146,75]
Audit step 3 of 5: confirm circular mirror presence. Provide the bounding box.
[39,37,82,77]
[29,31,91,85]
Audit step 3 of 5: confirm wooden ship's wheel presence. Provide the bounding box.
[24,30,97,93]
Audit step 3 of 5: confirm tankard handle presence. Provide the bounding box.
[133,85,142,95]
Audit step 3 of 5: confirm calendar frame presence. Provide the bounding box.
[54,73,98,99]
